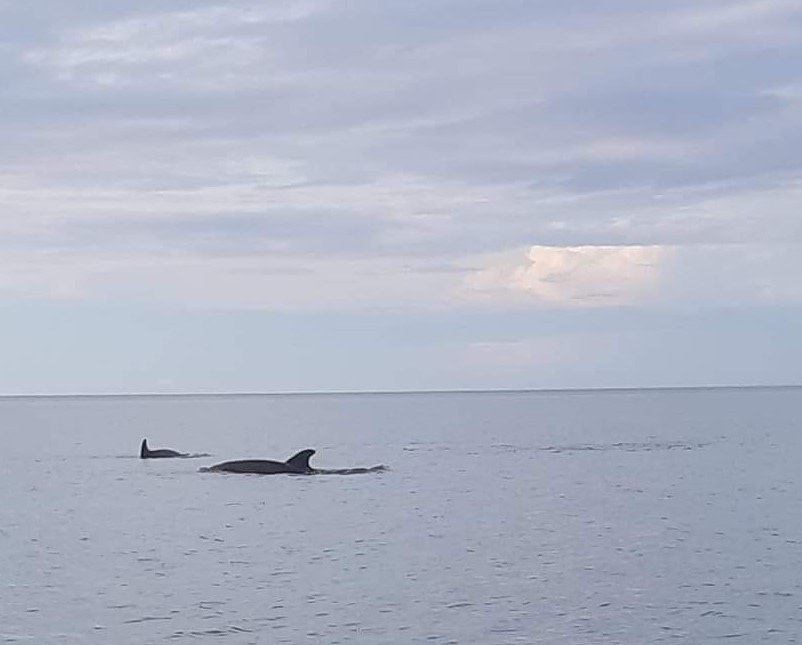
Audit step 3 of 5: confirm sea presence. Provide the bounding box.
[1,387,801,644]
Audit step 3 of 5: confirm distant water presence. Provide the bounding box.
[2,387,801,644]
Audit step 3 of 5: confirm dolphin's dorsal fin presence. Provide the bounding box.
[285,449,315,471]
[140,438,149,458]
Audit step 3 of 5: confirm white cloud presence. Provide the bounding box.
[467,245,665,306]
[465,241,802,310]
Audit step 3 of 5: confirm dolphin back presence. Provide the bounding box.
[140,437,187,458]
[203,459,295,474]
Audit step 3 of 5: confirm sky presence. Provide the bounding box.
[1,0,802,394]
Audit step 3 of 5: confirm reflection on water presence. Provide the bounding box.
[312,465,389,475]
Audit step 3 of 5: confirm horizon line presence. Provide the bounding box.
[0,383,800,399]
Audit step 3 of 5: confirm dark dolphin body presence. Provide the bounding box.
[140,438,188,459]
[201,449,386,475]
[201,449,316,474]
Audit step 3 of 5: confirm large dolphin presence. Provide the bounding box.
[140,438,188,459]
[201,449,386,475]
[201,449,316,474]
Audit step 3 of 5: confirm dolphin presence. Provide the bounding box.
[200,449,387,475]
[201,449,316,474]
[140,438,188,459]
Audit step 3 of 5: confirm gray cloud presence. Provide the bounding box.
[0,0,801,310]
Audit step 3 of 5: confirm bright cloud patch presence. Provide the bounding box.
[469,245,664,306]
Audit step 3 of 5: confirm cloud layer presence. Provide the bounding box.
[0,0,801,311]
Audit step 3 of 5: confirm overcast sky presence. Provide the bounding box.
[1,0,801,394]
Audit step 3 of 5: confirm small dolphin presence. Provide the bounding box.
[140,438,188,459]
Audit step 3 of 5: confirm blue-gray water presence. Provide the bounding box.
[2,387,801,644]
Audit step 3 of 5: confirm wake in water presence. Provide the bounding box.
[106,453,212,459]
[312,465,388,475]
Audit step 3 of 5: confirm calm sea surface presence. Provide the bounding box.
[1,387,801,644]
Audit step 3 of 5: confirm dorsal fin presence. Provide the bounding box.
[285,449,315,472]
[140,438,149,458]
